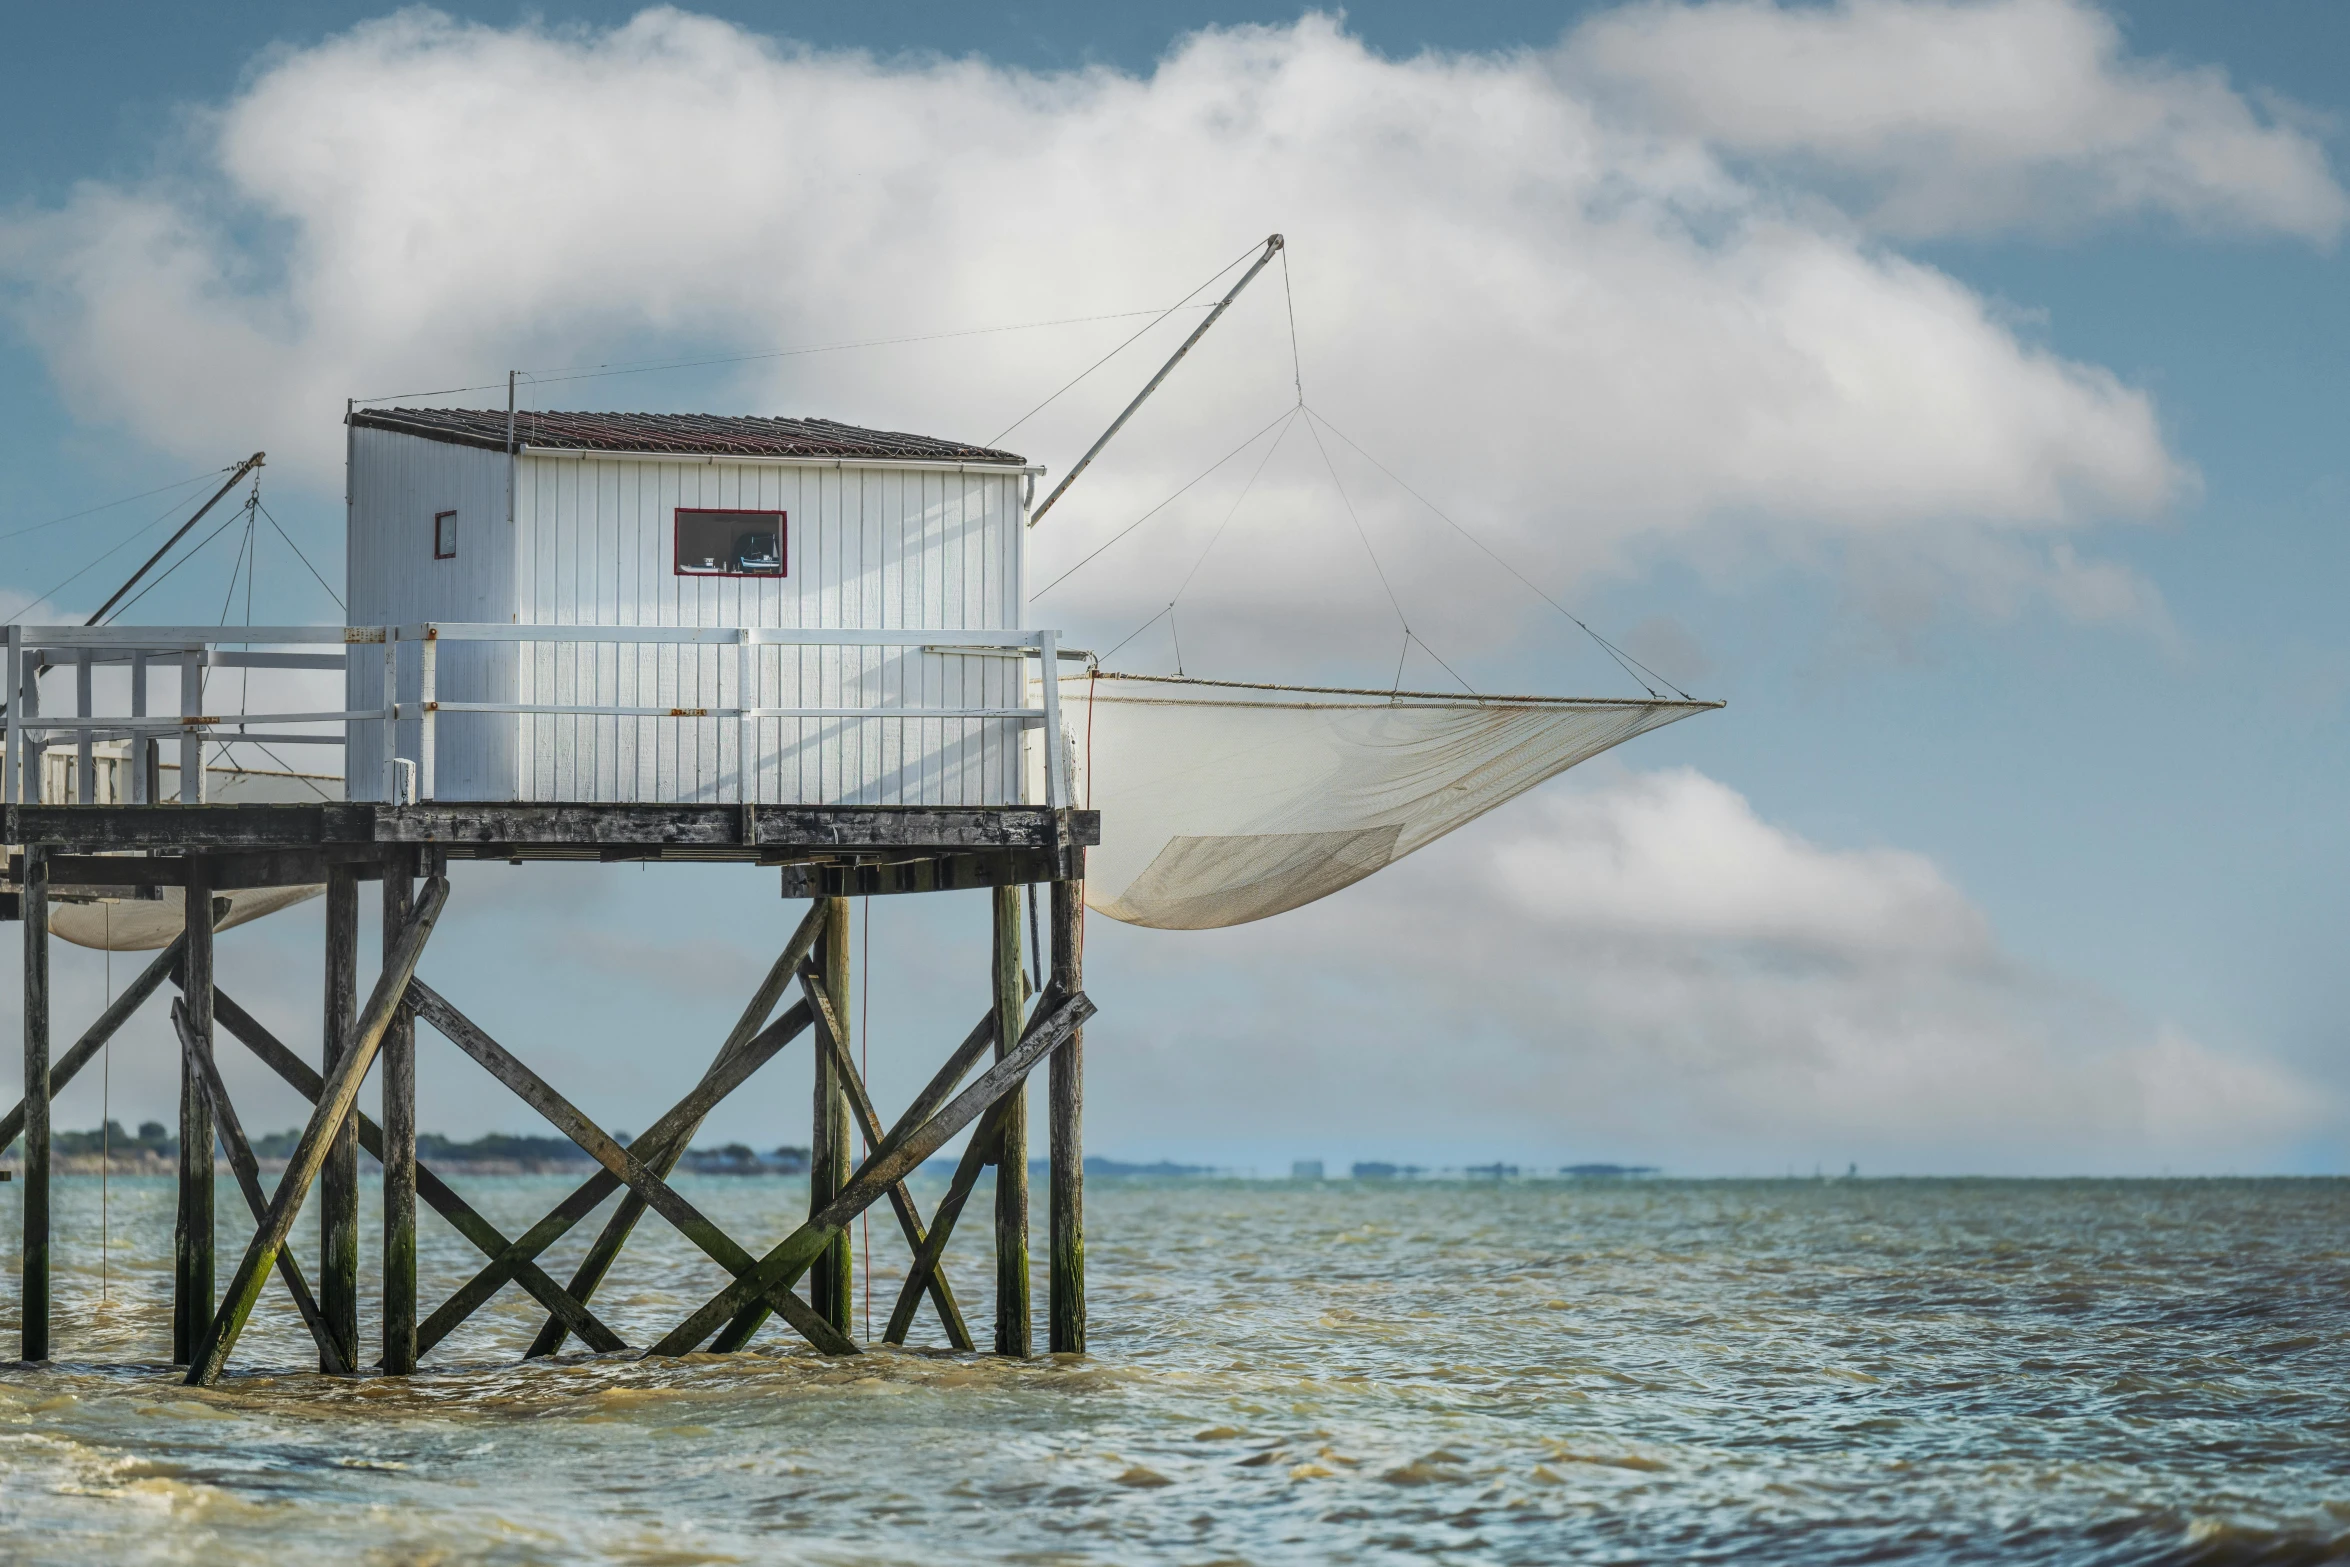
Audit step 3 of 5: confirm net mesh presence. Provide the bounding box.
[1054,672,1714,930]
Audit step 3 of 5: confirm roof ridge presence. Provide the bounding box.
[348,406,1027,465]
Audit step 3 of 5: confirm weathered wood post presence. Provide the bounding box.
[381,850,418,1373]
[992,883,1030,1356]
[808,896,853,1336]
[1048,877,1085,1355]
[19,846,50,1362]
[172,854,216,1365]
[320,864,360,1372]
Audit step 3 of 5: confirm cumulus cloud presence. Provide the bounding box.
[1087,767,2325,1171]
[1566,0,2348,241]
[0,5,2214,649]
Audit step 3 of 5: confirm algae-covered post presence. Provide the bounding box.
[19,844,49,1363]
[1049,876,1085,1355]
[173,854,215,1366]
[321,864,361,1373]
[382,852,418,1374]
[993,883,1031,1356]
[810,896,853,1337]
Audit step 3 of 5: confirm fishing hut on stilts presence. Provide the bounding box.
[5,405,1097,1382]
[6,233,1722,1385]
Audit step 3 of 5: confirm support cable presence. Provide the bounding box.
[0,468,224,545]
[1029,406,1296,602]
[256,500,345,611]
[990,241,1264,447]
[1302,408,1688,701]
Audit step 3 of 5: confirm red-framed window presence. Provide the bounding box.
[675,508,787,577]
[433,510,458,560]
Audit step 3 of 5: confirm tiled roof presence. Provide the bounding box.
[348,407,1026,465]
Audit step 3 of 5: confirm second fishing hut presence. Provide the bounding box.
[4,404,1099,1385]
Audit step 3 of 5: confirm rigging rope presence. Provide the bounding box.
[0,467,224,545]
[990,241,1265,446]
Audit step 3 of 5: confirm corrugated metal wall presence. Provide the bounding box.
[346,429,518,801]
[346,431,1029,806]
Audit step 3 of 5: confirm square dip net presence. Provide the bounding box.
[1053,672,1716,929]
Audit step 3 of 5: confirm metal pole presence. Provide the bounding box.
[1027,235,1284,530]
[84,454,264,627]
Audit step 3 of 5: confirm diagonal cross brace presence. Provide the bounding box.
[415,997,814,1356]
[406,980,858,1357]
[1,935,184,1153]
[705,995,1008,1353]
[186,875,450,1387]
[209,988,624,1356]
[800,966,973,1351]
[649,988,1095,1358]
[171,999,347,1375]
[528,899,829,1358]
[885,1095,1010,1346]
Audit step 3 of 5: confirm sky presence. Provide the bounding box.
[1,0,2345,1175]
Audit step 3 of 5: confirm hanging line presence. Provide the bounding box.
[1029,405,1296,602]
[991,240,1269,447]
[1300,407,1687,701]
[1167,605,1185,678]
[1279,243,1305,408]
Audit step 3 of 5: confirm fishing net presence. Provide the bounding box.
[1050,672,1715,930]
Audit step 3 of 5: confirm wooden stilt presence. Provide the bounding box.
[992,884,1030,1357]
[320,865,359,1372]
[1048,878,1086,1355]
[186,875,449,1388]
[381,853,417,1374]
[808,897,853,1336]
[19,846,49,1363]
[173,855,216,1366]
[885,1098,1006,1345]
[647,989,1093,1358]
[526,899,826,1358]
[800,969,974,1350]
[172,999,347,1374]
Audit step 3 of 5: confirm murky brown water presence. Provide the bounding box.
[2,1174,2346,1564]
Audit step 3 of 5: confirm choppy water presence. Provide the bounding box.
[2,1173,2346,1564]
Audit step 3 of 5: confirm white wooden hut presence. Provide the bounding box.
[345,408,1041,807]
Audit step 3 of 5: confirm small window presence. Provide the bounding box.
[433,510,458,560]
[675,508,787,577]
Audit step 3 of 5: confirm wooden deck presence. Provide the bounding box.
[3,801,1096,892]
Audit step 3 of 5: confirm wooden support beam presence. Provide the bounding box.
[185,875,449,1387]
[0,936,184,1153]
[8,849,363,892]
[800,967,973,1351]
[1049,878,1086,1355]
[884,1098,1007,1346]
[173,855,216,1366]
[171,999,347,1375]
[415,999,811,1355]
[808,897,852,1337]
[210,989,623,1356]
[527,900,828,1358]
[19,846,48,1362]
[646,989,1094,1359]
[320,866,359,1373]
[404,981,856,1357]
[381,854,417,1374]
[993,884,1030,1358]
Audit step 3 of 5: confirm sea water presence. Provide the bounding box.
[1,1173,2344,1564]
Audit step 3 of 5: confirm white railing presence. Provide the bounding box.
[3,623,1071,811]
